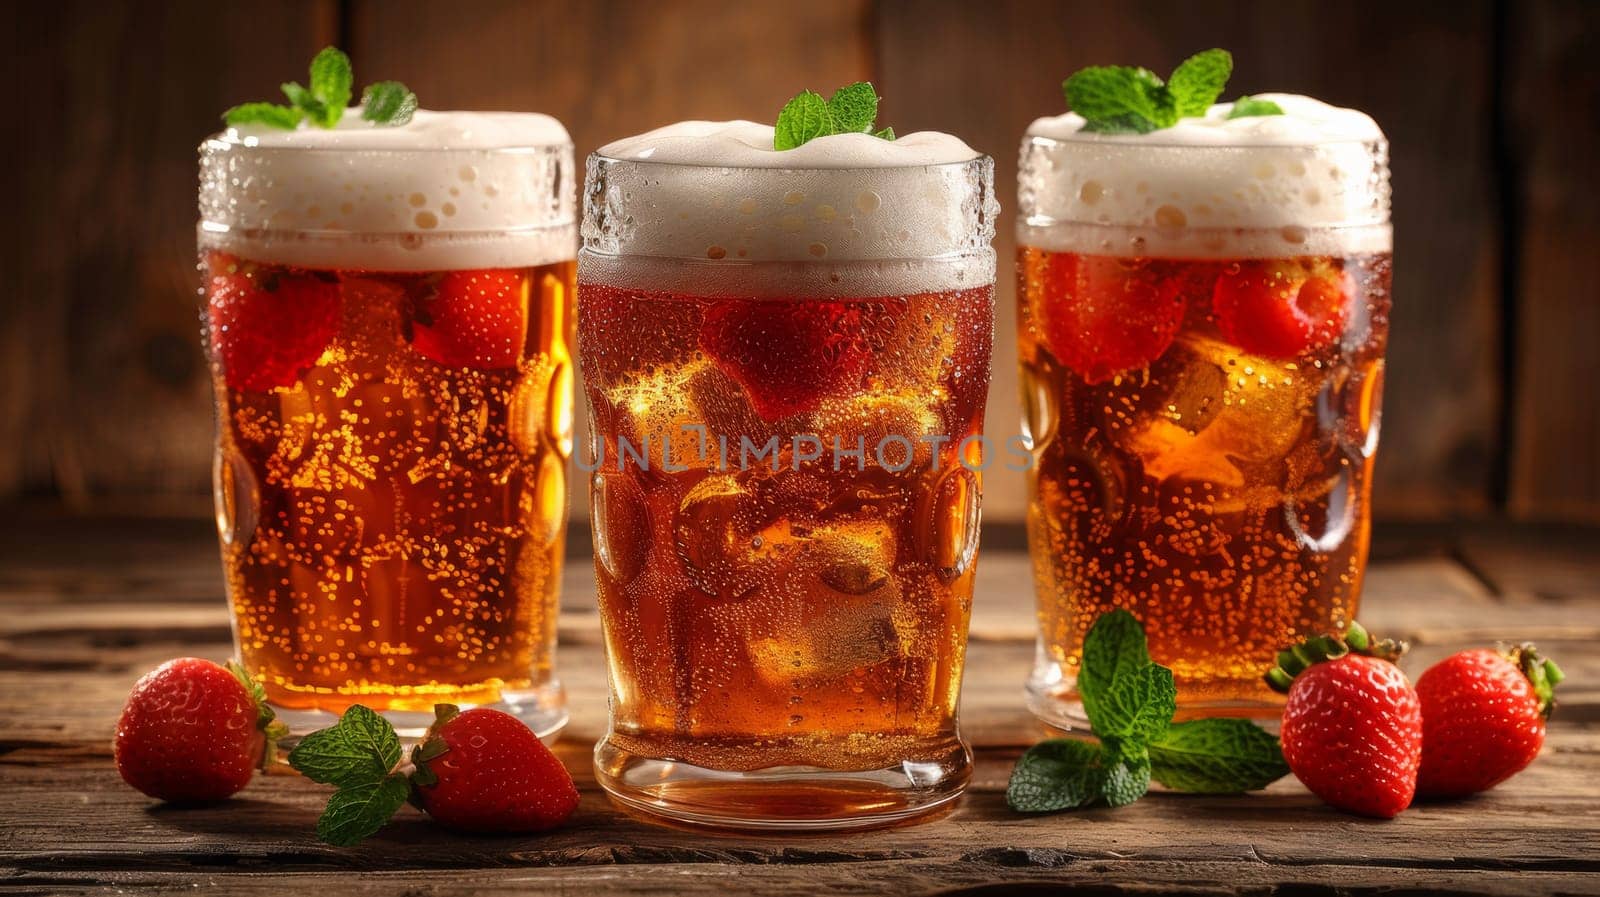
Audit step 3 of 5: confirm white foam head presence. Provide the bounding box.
[1019,94,1390,258]
[198,110,575,270]
[581,121,997,295]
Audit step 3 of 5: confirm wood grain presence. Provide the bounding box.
[1506,0,1600,521]
[3,1,337,506]
[2,513,1598,894]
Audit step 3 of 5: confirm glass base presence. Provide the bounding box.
[271,680,568,743]
[593,736,971,831]
[1026,665,1283,732]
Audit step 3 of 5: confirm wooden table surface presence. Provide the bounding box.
[2,511,1598,895]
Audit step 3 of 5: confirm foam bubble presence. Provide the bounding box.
[199,110,575,270]
[583,121,995,292]
[1019,94,1391,258]
[597,120,980,168]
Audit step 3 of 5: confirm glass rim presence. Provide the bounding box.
[586,149,993,174]
[1019,132,1388,152]
[199,134,574,156]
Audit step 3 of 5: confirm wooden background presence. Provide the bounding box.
[4,0,1597,524]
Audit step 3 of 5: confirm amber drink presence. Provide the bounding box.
[580,122,997,828]
[198,113,576,737]
[1016,95,1392,721]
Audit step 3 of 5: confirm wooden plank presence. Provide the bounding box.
[349,0,873,524]
[3,519,1600,892]
[873,0,1504,520]
[2,733,1598,886]
[7,863,1598,897]
[4,2,337,504]
[1507,0,1600,521]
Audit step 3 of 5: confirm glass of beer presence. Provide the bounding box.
[1016,95,1392,722]
[198,112,576,738]
[579,122,996,829]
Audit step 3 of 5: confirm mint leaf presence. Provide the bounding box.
[280,81,319,113]
[1079,114,1159,135]
[1063,65,1169,133]
[1227,95,1285,119]
[1093,662,1176,743]
[223,102,303,130]
[1167,49,1232,118]
[315,775,410,846]
[826,82,879,134]
[361,81,418,126]
[774,83,894,149]
[1101,740,1152,807]
[307,47,353,128]
[1006,738,1104,812]
[287,704,400,788]
[1149,718,1289,793]
[1077,608,1151,724]
[774,90,830,150]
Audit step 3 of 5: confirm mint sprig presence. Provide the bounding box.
[1006,609,1289,813]
[1063,49,1282,134]
[287,704,411,845]
[223,47,416,131]
[774,82,896,150]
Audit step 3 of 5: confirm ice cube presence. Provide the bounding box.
[810,390,944,472]
[745,519,901,685]
[1115,335,1315,490]
[603,359,716,470]
[672,472,799,598]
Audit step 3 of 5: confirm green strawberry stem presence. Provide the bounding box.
[225,660,288,770]
[1505,643,1564,716]
[1265,621,1407,694]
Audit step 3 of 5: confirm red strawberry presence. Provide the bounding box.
[1212,261,1353,358]
[1034,252,1187,384]
[1268,623,1422,819]
[1417,645,1563,798]
[699,299,877,419]
[411,268,530,369]
[410,705,578,833]
[114,658,284,802]
[206,254,340,391]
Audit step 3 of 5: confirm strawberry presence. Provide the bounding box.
[699,298,877,419]
[206,254,340,392]
[1267,623,1422,819]
[1212,261,1353,358]
[114,658,285,802]
[410,705,579,833]
[1416,645,1564,798]
[411,268,530,369]
[289,703,578,844]
[1034,252,1188,384]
